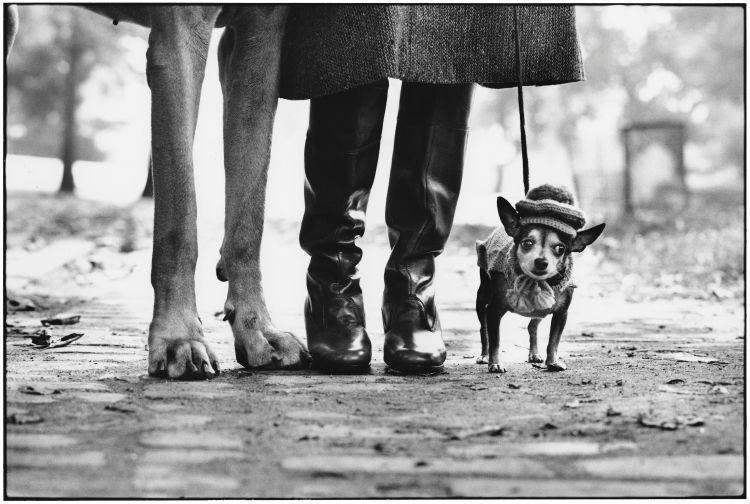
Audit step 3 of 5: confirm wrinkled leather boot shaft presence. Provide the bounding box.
[383,82,475,373]
[301,80,389,371]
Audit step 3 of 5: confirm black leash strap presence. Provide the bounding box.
[513,6,530,195]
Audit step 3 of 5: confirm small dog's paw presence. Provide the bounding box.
[488,363,507,373]
[528,353,544,363]
[476,354,489,364]
[546,360,567,372]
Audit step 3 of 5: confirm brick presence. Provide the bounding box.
[73,392,128,403]
[6,434,77,449]
[133,465,238,493]
[291,424,444,439]
[281,456,553,477]
[16,381,110,392]
[449,478,736,497]
[139,449,246,464]
[576,455,743,481]
[6,450,105,468]
[143,382,241,400]
[139,431,243,450]
[150,414,212,429]
[448,440,638,458]
[286,410,352,421]
[5,390,57,404]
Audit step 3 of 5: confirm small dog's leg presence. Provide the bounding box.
[146,7,222,380]
[476,269,491,364]
[527,318,544,363]
[486,273,508,373]
[546,309,568,371]
[218,7,310,370]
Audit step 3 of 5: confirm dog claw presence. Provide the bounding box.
[488,363,507,373]
[216,260,228,282]
[202,362,215,377]
[476,355,488,364]
[546,360,567,372]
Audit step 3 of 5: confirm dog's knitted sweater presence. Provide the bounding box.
[476,226,574,318]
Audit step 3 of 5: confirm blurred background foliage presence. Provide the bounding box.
[4,5,745,300]
[6,6,147,192]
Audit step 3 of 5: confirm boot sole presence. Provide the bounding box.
[311,361,371,374]
[385,363,444,376]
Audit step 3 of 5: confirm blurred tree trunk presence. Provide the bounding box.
[59,14,81,194]
[142,152,153,198]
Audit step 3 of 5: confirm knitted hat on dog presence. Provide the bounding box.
[516,185,586,237]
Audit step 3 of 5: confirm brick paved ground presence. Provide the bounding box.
[5,199,745,498]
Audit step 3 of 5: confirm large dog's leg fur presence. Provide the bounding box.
[217,6,311,370]
[146,6,221,379]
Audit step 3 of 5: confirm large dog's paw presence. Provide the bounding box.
[528,352,544,363]
[546,359,567,372]
[231,315,311,370]
[488,362,507,373]
[148,319,220,380]
[476,354,489,364]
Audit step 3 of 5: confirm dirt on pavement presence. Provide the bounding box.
[4,194,745,498]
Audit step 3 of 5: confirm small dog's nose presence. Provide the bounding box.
[534,258,548,270]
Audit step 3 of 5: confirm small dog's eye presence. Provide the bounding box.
[553,244,566,256]
[521,240,533,250]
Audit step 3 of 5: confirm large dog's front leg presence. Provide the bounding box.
[146,6,221,379]
[217,6,310,369]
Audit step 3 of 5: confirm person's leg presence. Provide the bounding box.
[382,82,474,373]
[300,79,389,371]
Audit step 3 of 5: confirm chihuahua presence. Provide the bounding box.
[475,185,605,373]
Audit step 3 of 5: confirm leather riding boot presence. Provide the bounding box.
[382,82,474,373]
[301,80,389,371]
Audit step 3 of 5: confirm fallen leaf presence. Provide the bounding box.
[6,297,39,312]
[19,386,44,395]
[508,383,521,390]
[40,314,81,327]
[6,412,43,425]
[26,329,51,347]
[564,400,582,409]
[469,384,488,391]
[581,331,595,338]
[666,378,686,385]
[606,406,622,417]
[104,404,136,414]
[540,422,558,431]
[462,355,475,359]
[447,425,506,440]
[30,332,84,350]
[683,417,705,427]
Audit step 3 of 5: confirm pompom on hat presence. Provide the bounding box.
[515,185,586,237]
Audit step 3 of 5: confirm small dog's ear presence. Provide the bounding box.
[497,197,519,237]
[571,223,605,252]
